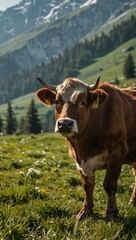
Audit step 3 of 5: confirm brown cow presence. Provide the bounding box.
[37,76,136,220]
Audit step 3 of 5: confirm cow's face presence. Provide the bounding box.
[37,78,108,138]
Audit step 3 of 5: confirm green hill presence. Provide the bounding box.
[0,38,135,121]
[0,92,50,120]
[0,9,135,105]
[79,38,136,84]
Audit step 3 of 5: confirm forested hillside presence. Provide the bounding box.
[0,15,136,104]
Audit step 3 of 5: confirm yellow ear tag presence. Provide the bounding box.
[45,99,51,106]
[92,94,99,109]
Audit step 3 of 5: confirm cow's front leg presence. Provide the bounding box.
[103,159,122,219]
[129,168,136,206]
[77,172,95,220]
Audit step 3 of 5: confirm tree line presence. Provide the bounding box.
[123,53,135,79]
[0,52,135,135]
[0,99,55,135]
[0,15,135,104]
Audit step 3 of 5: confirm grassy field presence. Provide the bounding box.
[0,133,136,239]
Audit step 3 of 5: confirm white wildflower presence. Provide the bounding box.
[19,171,25,176]
[26,168,41,178]
[35,161,40,166]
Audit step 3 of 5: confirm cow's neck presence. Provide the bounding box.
[67,123,107,163]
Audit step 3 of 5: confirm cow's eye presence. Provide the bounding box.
[55,100,60,106]
[55,100,62,108]
[79,100,87,107]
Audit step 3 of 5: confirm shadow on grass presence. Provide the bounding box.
[39,204,71,220]
[101,213,136,239]
[80,210,136,238]
[113,215,136,239]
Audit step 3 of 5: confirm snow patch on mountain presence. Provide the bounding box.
[43,0,79,23]
[80,0,97,8]
[0,0,135,46]
[14,1,31,14]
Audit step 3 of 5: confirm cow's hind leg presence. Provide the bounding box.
[77,173,95,220]
[103,143,127,219]
[103,159,122,219]
[103,167,121,218]
[129,168,136,206]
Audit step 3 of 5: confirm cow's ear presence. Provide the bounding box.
[88,89,108,108]
[36,88,56,106]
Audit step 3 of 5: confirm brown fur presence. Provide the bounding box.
[37,78,136,219]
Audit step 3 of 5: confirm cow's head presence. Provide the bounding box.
[37,77,108,138]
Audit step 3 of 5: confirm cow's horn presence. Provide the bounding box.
[37,77,57,92]
[89,76,100,90]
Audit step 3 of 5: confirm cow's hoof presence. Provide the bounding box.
[106,210,119,220]
[129,200,136,207]
[77,209,93,221]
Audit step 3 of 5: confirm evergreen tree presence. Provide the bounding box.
[5,102,17,134]
[123,53,135,79]
[44,110,55,132]
[19,116,25,134]
[24,99,42,134]
[0,115,3,133]
[114,75,119,85]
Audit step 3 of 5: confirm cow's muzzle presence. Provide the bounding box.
[55,118,78,137]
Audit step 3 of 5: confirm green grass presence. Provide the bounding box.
[0,133,136,239]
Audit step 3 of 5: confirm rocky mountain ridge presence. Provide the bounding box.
[0,0,97,45]
[0,0,135,81]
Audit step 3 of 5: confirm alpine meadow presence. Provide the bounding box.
[0,134,136,239]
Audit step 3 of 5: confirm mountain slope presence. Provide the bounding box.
[0,38,135,120]
[0,13,135,105]
[0,0,97,45]
[0,0,135,81]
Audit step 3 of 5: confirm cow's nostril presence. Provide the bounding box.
[57,119,74,132]
[58,121,63,129]
[55,118,78,134]
[68,120,73,128]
